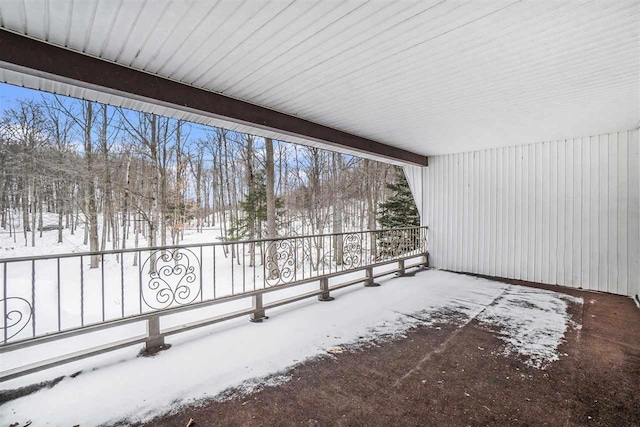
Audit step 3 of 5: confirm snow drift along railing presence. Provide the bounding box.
[0,226,428,381]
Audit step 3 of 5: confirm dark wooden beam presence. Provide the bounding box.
[0,30,427,166]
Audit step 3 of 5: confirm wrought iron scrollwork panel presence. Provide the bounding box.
[342,233,362,269]
[264,239,296,287]
[1,297,33,341]
[141,248,200,311]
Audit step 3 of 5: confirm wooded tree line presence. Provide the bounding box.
[0,95,404,264]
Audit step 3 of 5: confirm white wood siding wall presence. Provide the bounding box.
[405,130,640,297]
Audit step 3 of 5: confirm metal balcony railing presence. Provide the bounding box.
[0,226,428,381]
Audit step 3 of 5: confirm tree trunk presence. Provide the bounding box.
[332,153,343,265]
[83,101,100,268]
[265,138,277,240]
[265,138,277,275]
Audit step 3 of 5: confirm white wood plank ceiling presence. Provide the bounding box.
[0,0,638,157]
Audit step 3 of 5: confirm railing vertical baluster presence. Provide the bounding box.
[294,237,298,282]
[31,259,35,337]
[321,236,324,276]
[80,256,84,327]
[242,243,246,293]
[213,245,216,299]
[329,235,332,275]
[301,237,305,280]
[199,246,203,301]
[3,263,7,343]
[138,251,142,314]
[57,258,61,332]
[364,230,368,266]
[230,244,234,295]
[360,231,364,268]
[121,254,125,318]
[101,254,105,322]
[262,242,266,289]
[253,242,256,291]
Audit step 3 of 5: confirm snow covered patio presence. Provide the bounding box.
[1,269,638,426]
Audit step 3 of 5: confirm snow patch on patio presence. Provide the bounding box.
[477,286,583,368]
[0,270,580,426]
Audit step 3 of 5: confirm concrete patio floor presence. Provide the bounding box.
[144,276,640,427]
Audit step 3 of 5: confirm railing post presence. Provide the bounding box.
[398,259,406,277]
[364,267,380,287]
[145,315,164,352]
[250,293,267,322]
[318,277,334,301]
[421,252,429,269]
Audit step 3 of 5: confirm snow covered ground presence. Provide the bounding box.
[0,270,582,426]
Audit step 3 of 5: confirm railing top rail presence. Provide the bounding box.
[0,226,428,263]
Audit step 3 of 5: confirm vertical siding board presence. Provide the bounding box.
[590,136,600,291]
[608,133,618,294]
[458,153,464,271]
[557,140,566,285]
[522,146,535,280]
[534,143,543,282]
[473,151,480,273]
[489,149,496,276]
[503,147,510,277]
[433,157,440,268]
[599,134,609,293]
[436,157,442,268]
[549,140,558,285]
[582,137,591,290]
[456,153,462,271]
[432,157,438,266]
[484,150,489,275]
[479,150,485,274]
[618,132,629,296]
[515,145,523,280]
[424,165,429,228]
[439,156,445,269]
[563,139,573,287]
[465,153,473,271]
[508,146,516,278]
[437,156,443,268]
[495,149,501,277]
[504,147,510,277]
[463,153,468,271]
[447,155,453,270]
[496,148,503,277]
[628,130,640,297]
[573,138,583,288]
[448,154,454,270]
[542,142,551,284]
[450,154,456,270]
[432,156,444,268]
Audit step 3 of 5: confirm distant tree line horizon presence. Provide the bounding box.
[0,91,418,265]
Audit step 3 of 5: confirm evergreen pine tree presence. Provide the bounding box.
[376,168,420,257]
[377,168,419,228]
[228,169,284,241]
